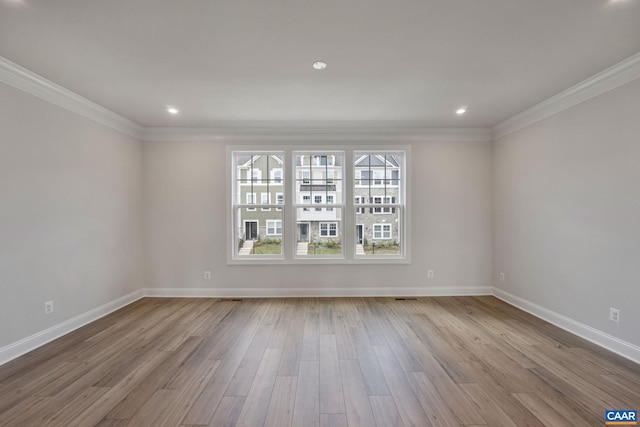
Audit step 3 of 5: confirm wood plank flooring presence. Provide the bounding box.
[0,296,638,426]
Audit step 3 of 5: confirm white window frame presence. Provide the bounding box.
[266,219,282,236]
[373,223,392,239]
[251,168,262,184]
[246,193,256,211]
[228,146,410,264]
[276,193,284,211]
[320,222,338,237]
[261,193,271,211]
[271,168,283,184]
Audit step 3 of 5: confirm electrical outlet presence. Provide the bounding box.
[500,272,505,282]
[44,301,54,314]
[610,307,620,323]
[204,270,212,280]
[427,270,434,279]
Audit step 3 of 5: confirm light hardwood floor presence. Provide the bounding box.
[0,296,638,426]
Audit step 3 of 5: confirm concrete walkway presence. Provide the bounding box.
[356,244,366,255]
[239,239,254,255]
[296,241,309,255]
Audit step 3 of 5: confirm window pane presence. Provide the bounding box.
[295,151,343,205]
[235,208,283,256]
[354,152,403,257]
[296,208,342,256]
[233,152,285,258]
[355,209,401,255]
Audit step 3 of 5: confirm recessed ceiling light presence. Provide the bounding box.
[312,61,327,70]
[456,107,467,115]
[167,106,179,115]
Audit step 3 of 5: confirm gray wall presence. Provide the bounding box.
[0,83,144,348]
[143,140,493,292]
[493,79,640,347]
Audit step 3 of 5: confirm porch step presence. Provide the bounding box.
[239,239,254,255]
[356,244,366,255]
[297,242,309,255]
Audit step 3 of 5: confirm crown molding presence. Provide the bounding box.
[493,52,640,140]
[0,56,143,139]
[140,126,493,143]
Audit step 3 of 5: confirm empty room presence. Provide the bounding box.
[1,0,639,426]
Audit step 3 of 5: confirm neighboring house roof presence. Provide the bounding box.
[354,155,400,168]
[237,154,284,168]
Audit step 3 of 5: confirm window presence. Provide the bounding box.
[358,170,371,186]
[246,193,256,211]
[354,152,404,256]
[230,148,407,262]
[326,169,335,184]
[271,168,283,184]
[320,222,338,237]
[261,193,271,211]
[372,196,396,213]
[251,169,261,183]
[267,220,282,235]
[302,194,311,211]
[373,224,392,239]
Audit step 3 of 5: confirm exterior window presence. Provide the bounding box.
[354,152,405,256]
[266,220,282,235]
[233,153,284,257]
[327,169,335,184]
[231,149,406,262]
[246,193,256,211]
[271,168,283,184]
[358,170,371,186]
[373,224,392,239]
[261,193,271,211]
[320,222,338,237]
[372,196,396,213]
[251,169,261,183]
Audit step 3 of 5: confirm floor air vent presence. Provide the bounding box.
[395,297,418,301]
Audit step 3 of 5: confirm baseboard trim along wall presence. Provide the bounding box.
[493,288,640,364]
[144,286,493,298]
[2,286,638,367]
[0,289,145,366]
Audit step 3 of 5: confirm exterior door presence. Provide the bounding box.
[298,223,309,242]
[356,224,363,244]
[245,221,258,240]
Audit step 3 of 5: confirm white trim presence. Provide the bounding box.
[141,126,493,142]
[144,286,492,298]
[493,52,640,140]
[0,56,142,139]
[0,289,144,366]
[493,287,640,364]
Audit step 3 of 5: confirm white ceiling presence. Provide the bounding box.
[1,0,639,129]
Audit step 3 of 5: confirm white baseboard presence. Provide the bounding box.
[0,289,144,366]
[492,287,640,364]
[143,286,493,298]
